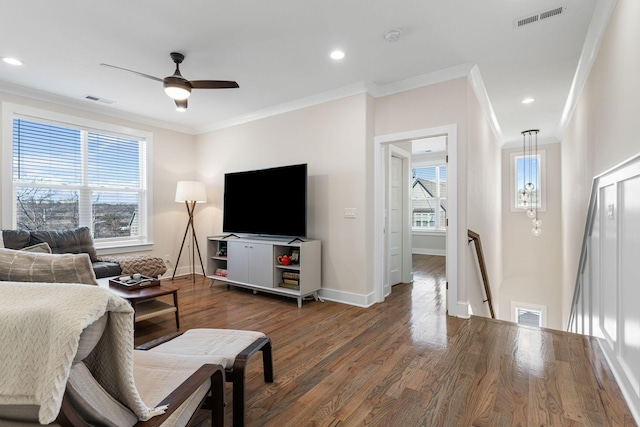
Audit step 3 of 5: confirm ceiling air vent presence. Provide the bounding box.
[84,95,115,104]
[514,5,566,28]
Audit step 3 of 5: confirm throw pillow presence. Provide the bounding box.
[29,227,98,262]
[21,242,52,254]
[1,229,31,250]
[0,248,98,285]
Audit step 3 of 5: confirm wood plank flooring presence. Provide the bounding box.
[134,255,636,426]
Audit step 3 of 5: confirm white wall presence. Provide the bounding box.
[412,233,446,256]
[195,94,370,301]
[500,143,562,329]
[0,91,197,276]
[561,0,640,418]
[465,79,502,319]
[561,0,640,325]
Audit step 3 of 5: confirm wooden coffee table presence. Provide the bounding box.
[109,281,181,329]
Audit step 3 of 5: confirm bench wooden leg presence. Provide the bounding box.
[228,337,274,426]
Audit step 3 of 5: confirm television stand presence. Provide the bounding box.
[206,236,321,307]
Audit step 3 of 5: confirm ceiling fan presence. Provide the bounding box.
[100,52,239,111]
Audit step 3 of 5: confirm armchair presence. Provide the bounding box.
[0,282,226,427]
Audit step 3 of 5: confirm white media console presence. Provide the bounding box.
[206,236,321,307]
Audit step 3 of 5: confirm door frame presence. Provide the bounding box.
[373,124,458,316]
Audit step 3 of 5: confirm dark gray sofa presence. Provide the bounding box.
[1,227,122,279]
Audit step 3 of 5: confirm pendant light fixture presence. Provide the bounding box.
[520,129,541,236]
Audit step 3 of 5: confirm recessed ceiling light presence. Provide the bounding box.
[330,50,345,60]
[522,97,535,104]
[2,57,23,66]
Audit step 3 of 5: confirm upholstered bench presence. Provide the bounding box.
[137,328,274,427]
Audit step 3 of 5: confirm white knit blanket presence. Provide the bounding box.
[0,282,158,424]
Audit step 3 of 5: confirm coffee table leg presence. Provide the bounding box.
[173,291,180,329]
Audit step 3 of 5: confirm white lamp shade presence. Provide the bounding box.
[175,181,207,203]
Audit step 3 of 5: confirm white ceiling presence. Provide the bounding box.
[0,0,600,145]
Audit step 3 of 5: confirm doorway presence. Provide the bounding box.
[373,125,458,316]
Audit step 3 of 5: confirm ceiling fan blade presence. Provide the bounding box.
[100,63,164,82]
[190,80,239,89]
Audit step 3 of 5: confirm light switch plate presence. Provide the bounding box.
[344,208,357,219]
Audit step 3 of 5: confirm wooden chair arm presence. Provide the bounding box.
[134,363,225,427]
[57,364,225,427]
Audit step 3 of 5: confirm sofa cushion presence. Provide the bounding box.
[1,230,31,250]
[29,227,98,262]
[92,261,123,279]
[0,248,98,285]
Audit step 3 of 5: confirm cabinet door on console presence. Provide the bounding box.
[227,241,274,288]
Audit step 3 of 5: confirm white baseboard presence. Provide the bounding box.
[412,248,446,256]
[318,288,377,308]
[597,337,640,424]
[457,301,471,319]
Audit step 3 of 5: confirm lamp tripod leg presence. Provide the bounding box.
[172,202,195,281]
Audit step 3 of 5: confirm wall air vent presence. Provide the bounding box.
[514,5,566,28]
[84,95,115,104]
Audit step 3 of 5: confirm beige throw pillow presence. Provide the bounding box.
[0,248,98,285]
[21,242,53,254]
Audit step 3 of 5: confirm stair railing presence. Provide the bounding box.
[467,230,495,319]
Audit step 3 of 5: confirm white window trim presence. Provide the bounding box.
[511,301,547,328]
[2,102,154,251]
[509,150,546,213]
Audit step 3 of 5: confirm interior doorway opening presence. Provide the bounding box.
[373,125,458,316]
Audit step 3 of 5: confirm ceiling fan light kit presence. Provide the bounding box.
[101,51,239,111]
[164,77,191,100]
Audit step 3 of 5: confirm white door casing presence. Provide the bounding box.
[373,124,459,317]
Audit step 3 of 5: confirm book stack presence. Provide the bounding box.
[280,271,300,290]
[214,268,227,277]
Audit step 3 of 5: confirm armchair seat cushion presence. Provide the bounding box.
[148,329,266,367]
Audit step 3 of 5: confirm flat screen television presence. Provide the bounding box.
[223,163,307,238]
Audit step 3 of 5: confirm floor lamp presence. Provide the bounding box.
[173,181,207,282]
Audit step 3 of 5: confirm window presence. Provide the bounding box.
[3,104,152,251]
[510,150,546,212]
[412,164,446,231]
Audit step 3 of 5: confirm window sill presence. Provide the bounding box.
[412,229,446,236]
[95,242,153,256]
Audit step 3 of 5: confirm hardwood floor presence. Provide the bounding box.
[135,255,636,426]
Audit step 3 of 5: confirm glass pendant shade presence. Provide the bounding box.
[521,199,529,208]
[526,209,536,218]
[532,218,542,228]
[525,182,535,191]
[532,227,542,237]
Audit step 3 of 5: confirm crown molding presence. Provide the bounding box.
[0,81,195,135]
[1,61,500,138]
[467,64,503,143]
[557,0,618,139]
[197,63,480,134]
[367,63,475,98]
[194,82,369,134]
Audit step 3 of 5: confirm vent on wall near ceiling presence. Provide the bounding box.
[514,5,566,28]
[84,95,115,104]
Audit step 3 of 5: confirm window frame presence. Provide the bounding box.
[510,149,546,212]
[411,156,447,234]
[2,102,154,253]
